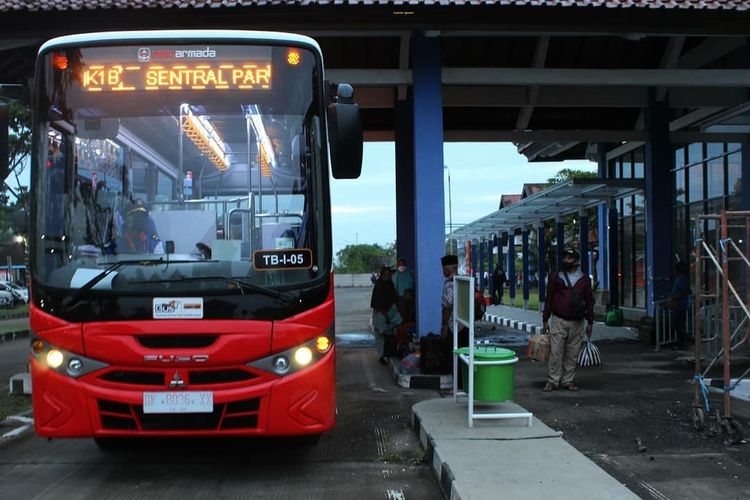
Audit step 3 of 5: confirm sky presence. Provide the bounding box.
[329,142,597,259]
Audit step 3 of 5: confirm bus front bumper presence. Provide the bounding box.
[31,349,336,438]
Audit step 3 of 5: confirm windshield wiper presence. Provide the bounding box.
[61,258,197,311]
[130,275,296,302]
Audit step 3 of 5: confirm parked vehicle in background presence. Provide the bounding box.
[0,290,15,307]
[0,281,29,303]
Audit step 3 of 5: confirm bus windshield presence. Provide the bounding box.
[34,42,328,296]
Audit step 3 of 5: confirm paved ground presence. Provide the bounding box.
[509,340,750,500]
[0,288,443,499]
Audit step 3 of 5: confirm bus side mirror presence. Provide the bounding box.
[0,103,8,182]
[326,83,363,180]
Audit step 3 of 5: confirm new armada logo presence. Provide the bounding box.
[137,46,217,62]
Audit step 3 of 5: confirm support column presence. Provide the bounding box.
[471,241,478,281]
[522,228,530,309]
[597,143,609,290]
[507,231,516,305]
[411,33,444,337]
[479,238,487,293]
[498,232,505,303]
[645,95,674,315]
[742,137,750,211]
[580,213,589,275]
[537,222,546,311]
[556,219,565,270]
[395,97,415,266]
[608,206,620,307]
[488,235,495,301]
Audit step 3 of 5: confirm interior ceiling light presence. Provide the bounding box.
[180,104,230,171]
[246,104,277,174]
[259,143,272,178]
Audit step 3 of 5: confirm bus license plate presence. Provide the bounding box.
[143,392,213,414]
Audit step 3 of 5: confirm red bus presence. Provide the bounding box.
[12,31,361,446]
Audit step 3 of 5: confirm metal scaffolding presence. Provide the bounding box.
[692,210,750,445]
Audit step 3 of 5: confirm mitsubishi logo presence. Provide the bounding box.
[169,371,186,389]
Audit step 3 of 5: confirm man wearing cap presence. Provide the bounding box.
[542,249,594,391]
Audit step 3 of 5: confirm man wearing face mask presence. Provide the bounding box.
[541,249,594,392]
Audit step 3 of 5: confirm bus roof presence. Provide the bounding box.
[39,30,322,56]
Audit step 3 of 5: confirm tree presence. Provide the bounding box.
[547,168,598,185]
[0,100,31,239]
[335,243,396,273]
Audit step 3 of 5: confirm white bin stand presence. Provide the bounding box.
[453,276,533,428]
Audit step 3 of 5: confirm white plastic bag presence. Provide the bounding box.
[577,340,602,367]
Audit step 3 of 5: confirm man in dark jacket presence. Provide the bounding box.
[492,265,507,305]
[541,249,594,392]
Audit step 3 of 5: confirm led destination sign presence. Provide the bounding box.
[80,62,272,92]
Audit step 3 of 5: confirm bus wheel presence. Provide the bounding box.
[94,437,124,451]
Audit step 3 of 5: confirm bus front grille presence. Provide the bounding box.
[98,397,261,431]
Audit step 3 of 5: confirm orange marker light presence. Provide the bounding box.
[287,50,301,66]
[52,53,68,70]
[31,339,45,354]
[315,336,331,353]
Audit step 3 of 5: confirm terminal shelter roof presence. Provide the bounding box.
[450,178,643,241]
[0,0,749,11]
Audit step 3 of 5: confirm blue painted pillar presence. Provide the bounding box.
[537,222,546,311]
[597,143,609,290]
[411,33,444,337]
[498,233,505,272]
[580,214,589,275]
[645,96,673,315]
[488,235,495,300]
[608,206,620,307]
[556,220,565,270]
[742,137,750,210]
[522,228,530,308]
[395,97,415,267]
[507,232,516,304]
[479,238,485,292]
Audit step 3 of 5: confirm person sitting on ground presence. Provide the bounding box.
[370,266,402,365]
[541,249,594,392]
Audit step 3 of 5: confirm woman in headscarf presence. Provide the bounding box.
[370,266,402,365]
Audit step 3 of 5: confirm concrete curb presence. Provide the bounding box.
[0,313,28,321]
[412,411,458,499]
[0,329,30,343]
[483,313,540,335]
[412,399,639,500]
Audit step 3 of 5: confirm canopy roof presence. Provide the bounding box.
[1,1,748,12]
[450,178,643,240]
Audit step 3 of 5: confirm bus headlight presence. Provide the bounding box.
[294,347,313,366]
[47,349,64,369]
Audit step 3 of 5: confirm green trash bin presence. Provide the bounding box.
[454,346,518,402]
